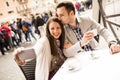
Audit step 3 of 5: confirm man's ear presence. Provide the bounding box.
[69,11,74,16]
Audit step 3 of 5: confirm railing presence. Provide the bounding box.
[105,14,120,27]
[98,0,120,44]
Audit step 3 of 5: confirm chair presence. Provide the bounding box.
[17,58,36,80]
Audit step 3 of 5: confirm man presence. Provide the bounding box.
[56,1,120,57]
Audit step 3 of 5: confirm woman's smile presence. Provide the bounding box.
[49,22,62,39]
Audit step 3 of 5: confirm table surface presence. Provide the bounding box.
[52,49,120,80]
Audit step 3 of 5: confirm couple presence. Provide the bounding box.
[14,1,120,80]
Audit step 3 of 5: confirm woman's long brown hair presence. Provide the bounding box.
[46,17,65,56]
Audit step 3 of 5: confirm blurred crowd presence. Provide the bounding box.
[75,0,92,14]
[0,11,53,55]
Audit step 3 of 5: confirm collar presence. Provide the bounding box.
[67,18,80,29]
[76,16,81,23]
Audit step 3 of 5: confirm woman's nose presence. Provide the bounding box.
[54,28,59,33]
[54,29,57,33]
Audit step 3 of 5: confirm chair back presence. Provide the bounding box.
[18,59,36,80]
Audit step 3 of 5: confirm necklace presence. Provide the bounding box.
[56,39,60,47]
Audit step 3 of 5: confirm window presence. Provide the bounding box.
[0,13,3,16]
[16,7,21,12]
[18,0,28,4]
[8,11,14,14]
[20,0,26,2]
[6,2,9,7]
[23,4,27,10]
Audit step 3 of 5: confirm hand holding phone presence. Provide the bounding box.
[18,48,36,60]
[90,29,98,36]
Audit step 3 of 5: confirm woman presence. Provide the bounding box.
[14,17,67,80]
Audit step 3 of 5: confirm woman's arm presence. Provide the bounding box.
[13,47,26,66]
[33,36,52,80]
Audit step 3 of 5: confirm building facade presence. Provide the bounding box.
[0,0,30,23]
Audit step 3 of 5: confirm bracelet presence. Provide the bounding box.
[14,58,25,66]
[108,41,117,48]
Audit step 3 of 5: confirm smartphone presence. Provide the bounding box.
[90,29,98,36]
[18,48,36,60]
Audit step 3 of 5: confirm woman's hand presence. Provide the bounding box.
[81,31,94,47]
[63,42,72,49]
[13,47,26,65]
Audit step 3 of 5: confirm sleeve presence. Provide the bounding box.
[33,36,52,80]
[89,16,117,45]
[63,42,83,57]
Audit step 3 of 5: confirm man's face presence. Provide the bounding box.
[56,6,70,24]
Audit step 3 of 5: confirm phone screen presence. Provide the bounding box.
[18,48,36,60]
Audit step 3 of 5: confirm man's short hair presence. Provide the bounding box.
[56,1,75,15]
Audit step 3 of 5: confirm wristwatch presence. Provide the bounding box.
[108,41,117,48]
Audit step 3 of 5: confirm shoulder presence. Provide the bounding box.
[33,36,50,51]
[77,15,92,22]
[37,36,49,45]
[77,15,96,25]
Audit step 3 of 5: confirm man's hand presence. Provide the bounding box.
[110,44,120,54]
[81,31,94,47]
[63,42,72,49]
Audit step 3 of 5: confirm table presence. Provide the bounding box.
[52,49,120,80]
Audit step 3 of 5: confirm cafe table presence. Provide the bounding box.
[52,49,120,80]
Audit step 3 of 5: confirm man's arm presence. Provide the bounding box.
[63,41,83,57]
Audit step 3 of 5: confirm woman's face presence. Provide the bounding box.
[49,21,62,39]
